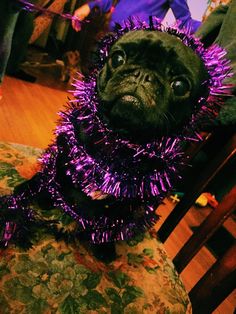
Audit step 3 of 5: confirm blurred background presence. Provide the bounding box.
[19,0,208,90]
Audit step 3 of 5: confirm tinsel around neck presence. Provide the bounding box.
[0,18,233,246]
[59,17,232,200]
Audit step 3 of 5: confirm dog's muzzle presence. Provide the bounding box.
[105,94,144,134]
[117,95,142,108]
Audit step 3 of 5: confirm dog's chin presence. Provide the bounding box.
[101,95,140,138]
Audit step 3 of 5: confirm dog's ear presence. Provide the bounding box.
[190,57,210,100]
[97,63,110,94]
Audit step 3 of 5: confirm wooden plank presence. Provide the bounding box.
[189,243,236,314]
[173,186,236,273]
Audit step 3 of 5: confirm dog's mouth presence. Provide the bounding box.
[116,95,142,108]
[101,94,151,139]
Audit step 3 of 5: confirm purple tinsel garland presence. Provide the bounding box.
[0,18,233,246]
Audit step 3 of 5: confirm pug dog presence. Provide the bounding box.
[3,27,211,261]
[97,30,209,142]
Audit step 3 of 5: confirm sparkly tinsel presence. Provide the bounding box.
[0,18,232,246]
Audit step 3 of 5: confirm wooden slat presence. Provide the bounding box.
[189,243,236,314]
[173,185,236,273]
[158,133,236,242]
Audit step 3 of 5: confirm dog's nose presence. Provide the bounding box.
[134,69,153,83]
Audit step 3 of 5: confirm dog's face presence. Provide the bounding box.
[97,30,209,142]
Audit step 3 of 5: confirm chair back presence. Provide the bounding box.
[158,131,236,313]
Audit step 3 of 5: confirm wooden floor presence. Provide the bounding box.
[0,74,235,313]
[0,75,68,148]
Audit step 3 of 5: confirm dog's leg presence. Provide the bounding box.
[90,242,117,263]
[13,174,55,210]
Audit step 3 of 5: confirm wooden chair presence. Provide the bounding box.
[158,132,236,313]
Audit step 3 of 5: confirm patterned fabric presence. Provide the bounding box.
[29,0,67,44]
[0,142,192,313]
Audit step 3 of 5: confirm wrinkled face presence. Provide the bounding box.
[97,30,209,142]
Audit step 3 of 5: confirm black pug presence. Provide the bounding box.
[97,30,208,141]
[2,27,210,261]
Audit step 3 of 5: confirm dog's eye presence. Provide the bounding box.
[110,52,126,68]
[171,79,190,96]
